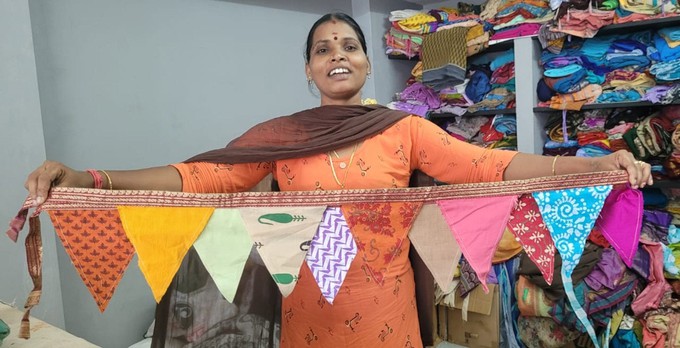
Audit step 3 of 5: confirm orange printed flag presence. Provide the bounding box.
[49,209,135,312]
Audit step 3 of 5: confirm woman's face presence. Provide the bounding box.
[305,20,370,106]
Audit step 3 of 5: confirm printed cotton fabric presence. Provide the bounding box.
[306,207,357,304]
[533,185,612,348]
[48,209,135,312]
[507,194,556,285]
[6,170,631,347]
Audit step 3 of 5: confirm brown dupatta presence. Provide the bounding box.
[185,104,409,164]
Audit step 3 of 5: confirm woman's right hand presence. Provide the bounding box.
[24,160,92,206]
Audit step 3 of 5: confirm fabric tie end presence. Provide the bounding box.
[6,229,18,243]
[6,208,29,242]
[18,314,31,339]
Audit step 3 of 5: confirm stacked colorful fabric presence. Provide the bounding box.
[486,0,553,41]
[542,0,679,40]
[467,48,517,113]
[384,6,491,59]
[537,27,680,110]
[541,106,680,181]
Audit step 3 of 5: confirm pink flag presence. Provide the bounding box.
[437,195,518,292]
[595,186,642,267]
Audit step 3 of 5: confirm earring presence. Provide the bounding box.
[307,76,313,85]
[367,71,371,79]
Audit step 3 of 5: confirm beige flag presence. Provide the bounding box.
[409,203,461,293]
[239,206,326,296]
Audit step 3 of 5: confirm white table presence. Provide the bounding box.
[0,302,98,347]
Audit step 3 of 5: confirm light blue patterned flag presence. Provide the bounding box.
[533,185,612,348]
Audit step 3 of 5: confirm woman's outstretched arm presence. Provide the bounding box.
[503,150,653,189]
[25,160,182,205]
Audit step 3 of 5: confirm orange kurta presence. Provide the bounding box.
[172,115,517,347]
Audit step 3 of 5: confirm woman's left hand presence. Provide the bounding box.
[597,150,653,189]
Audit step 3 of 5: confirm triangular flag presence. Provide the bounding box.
[437,195,517,293]
[507,194,556,285]
[595,186,642,267]
[409,204,461,293]
[48,209,135,312]
[193,208,252,303]
[240,206,326,296]
[306,206,357,304]
[533,185,612,348]
[117,206,214,302]
[342,202,423,286]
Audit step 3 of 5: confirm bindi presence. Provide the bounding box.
[332,32,338,40]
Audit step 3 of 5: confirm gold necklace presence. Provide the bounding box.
[328,143,358,188]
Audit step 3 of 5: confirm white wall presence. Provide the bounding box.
[0,0,65,329]
[3,0,417,346]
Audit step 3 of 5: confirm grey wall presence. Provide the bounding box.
[26,0,350,347]
[3,0,413,346]
[0,0,65,329]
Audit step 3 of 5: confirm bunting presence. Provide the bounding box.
[117,206,214,302]
[409,204,461,293]
[7,170,634,335]
[437,195,518,292]
[240,206,326,296]
[507,194,556,285]
[48,209,134,312]
[193,209,253,303]
[306,207,357,304]
[595,186,643,268]
[342,202,423,286]
[533,185,612,348]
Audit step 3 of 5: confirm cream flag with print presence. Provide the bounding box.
[240,206,327,296]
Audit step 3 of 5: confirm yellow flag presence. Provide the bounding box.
[118,206,214,302]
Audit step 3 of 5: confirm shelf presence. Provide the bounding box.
[387,36,515,61]
[533,100,680,113]
[429,108,516,119]
[649,179,680,189]
[387,54,419,61]
[597,15,680,36]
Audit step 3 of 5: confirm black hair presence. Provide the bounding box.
[304,12,368,63]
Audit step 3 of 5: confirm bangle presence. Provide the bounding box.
[86,169,103,189]
[551,155,560,176]
[100,170,113,190]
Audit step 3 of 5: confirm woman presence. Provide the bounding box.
[26,12,651,347]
